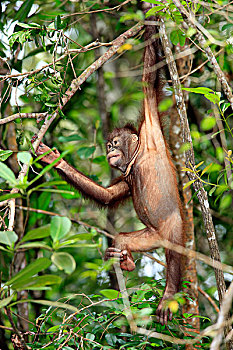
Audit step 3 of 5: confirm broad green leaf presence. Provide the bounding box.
[58,134,84,143]
[200,117,216,131]
[19,242,52,250]
[0,150,13,161]
[0,231,18,246]
[50,216,71,242]
[0,294,15,308]
[77,146,96,159]
[11,275,62,291]
[178,31,186,47]
[10,299,78,313]
[219,194,232,210]
[51,252,76,274]
[6,258,51,286]
[100,289,121,299]
[105,333,117,346]
[0,193,21,202]
[17,22,40,29]
[21,225,51,242]
[183,87,214,94]
[141,0,165,4]
[0,162,17,185]
[17,151,32,165]
[170,30,179,45]
[183,179,196,190]
[145,5,165,17]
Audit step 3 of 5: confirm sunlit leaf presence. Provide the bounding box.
[51,252,76,274]
[6,258,51,286]
[0,231,18,246]
[0,295,15,309]
[50,216,72,242]
[100,289,121,299]
[17,151,32,165]
[21,225,51,242]
[11,275,62,291]
[0,150,13,161]
[0,162,17,185]
[183,179,196,190]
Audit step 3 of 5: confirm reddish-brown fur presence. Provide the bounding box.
[34,12,184,325]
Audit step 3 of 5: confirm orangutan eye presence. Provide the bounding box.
[113,139,118,146]
[107,143,112,150]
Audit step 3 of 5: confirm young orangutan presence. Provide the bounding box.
[34,12,184,325]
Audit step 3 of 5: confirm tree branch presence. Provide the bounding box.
[159,17,233,349]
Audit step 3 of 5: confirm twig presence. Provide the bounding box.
[198,287,219,313]
[114,263,137,332]
[210,281,233,349]
[172,0,233,110]
[0,112,48,125]
[16,204,233,274]
[159,16,233,349]
[0,42,112,81]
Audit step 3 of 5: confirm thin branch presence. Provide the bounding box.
[0,112,48,125]
[16,205,233,274]
[0,42,112,81]
[6,22,143,231]
[172,0,233,110]
[198,287,220,313]
[210,281,233,349]
[159,17,233,349]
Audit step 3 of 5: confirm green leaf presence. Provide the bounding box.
[6,258,51,286]
[55,15,62,30]
[77,146,96,159]
[0,231,18,246]
[17,151,32,165]
[51,252,76,274]
[0,295,15,309]
[11,275,62,291]
[0,162,17,185]
[21,225,51,242]
[145,5,165,17]
[10,299,78,313]
[178,31,186,47]
[200,117,216,131]
[105,333,117,346]
[19,242,52,250]
[14,0,34,21]
[219,194,232,210]
[100,289,121,299]
[58,134,84,143]
[170,30,179,45]
[183,179,196,190]
[17,22,40,29]
[209,186,216,196]
[141,0,164,4]
[0,193,22,202]
[0,150,13,161]
[50,216,72,242]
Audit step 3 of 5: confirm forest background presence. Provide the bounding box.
[0,0,233,349]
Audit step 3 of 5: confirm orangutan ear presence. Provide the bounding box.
[131,134,138,143]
